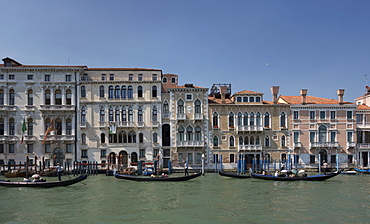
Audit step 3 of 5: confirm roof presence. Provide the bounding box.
[208,96,274,105]
[175,84,206,89]
[234,90,263,95]
[357,104,370,110]
[278,95,354,105]
[86,68,161,71]
[0,64,86,68]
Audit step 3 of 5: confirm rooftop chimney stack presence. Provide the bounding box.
[220,86,228,104]
[270,86,280,104]
[300,89,307,105]
[337,89,345,105]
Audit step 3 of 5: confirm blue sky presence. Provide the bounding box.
[2,0,370,102]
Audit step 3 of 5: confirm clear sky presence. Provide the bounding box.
[2,0,370,103]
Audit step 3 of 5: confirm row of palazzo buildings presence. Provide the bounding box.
[1,57,370,171]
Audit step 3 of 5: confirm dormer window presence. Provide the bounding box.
[236,97,242,102]
[249,97,255,102]
[256,96,261,102]
[243,97,248,102]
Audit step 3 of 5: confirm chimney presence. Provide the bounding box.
[300,89,307,105]
[270,86,280,104]
[337,89,345,105]
[220,86,227,104]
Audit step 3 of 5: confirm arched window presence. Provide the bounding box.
[66,89,72,105]
[138,86,143,98]
[256,112,261,126]
[127,86,133,99]
[9,119,15,135]
[280,112,286,128]
[256,136,260,145]
[265,136,270,147]
[81,107,86,124]
[0,89,4,105]
[163,101,169,114]
[128,131,136,143]
[178,126,184,141]
[66,119,72,135]
[230,136,235,147]
[128,106,133,122]
[229,112,234,127]
[138,106,143,122]
[171,77,176,83]
[108,86,114,99]
[152,86,157,98]
[163,77,167,83]
[194,100,201,114]
[121,86,126,99]
[186,126,193,141]
[82,133,87,144]
[250,136,255,145]
[243,112,248,126]
[153,132,158,143]
[0,119,4,135]
[239,136,243,145]
[152,106,157,122]
[27,89,33,106]
[9,89,15,105]
[264,112,270,127]
[81,86,86,98]
[115,106,120,122]
[281,135,286,147]
[319,125,327,142]
[118,131,127,143]
[213,112,219,127]
[213,136,219,147]
[122,106,127,122]
[45,89,51,105]
[55,89,62,105]
[177,99,184,114]
[55,118,62,135]
[109,106,114,122]
[115,85,120,98]
[131,152,138,164]
[100,107,105,123]
[195,126,202,141]
[237,112,242,126]
[250,112,255,126]
[99,86,105,98]
[244,136,249,145]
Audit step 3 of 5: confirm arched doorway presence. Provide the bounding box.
[118,151,128,168]
[319,149,328,165]
[53,147,64,166]
[245,154,254,169]
[108,152,116,165]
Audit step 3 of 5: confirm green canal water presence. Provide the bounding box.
[0,173,369,224]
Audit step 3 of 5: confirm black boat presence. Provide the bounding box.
[114,172,202,182]
[0,175,88,188]
[218,170,251,179]
[250,171,341,181]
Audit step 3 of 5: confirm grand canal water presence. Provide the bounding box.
[0,172,369,224]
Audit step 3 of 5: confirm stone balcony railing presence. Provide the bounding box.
[176,140,204,147]
[236,125,263,132]
[238,145,263,151]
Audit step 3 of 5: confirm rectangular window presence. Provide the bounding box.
[294,131,299,143]
[27,75,33,80]
[320,111,326,119]
[347,132,353,143]
[66,75,72,82]
[110,74,114,81]
[129,74,133,81]
[213,154,219,163]
[249,97,254,102]
[9,144,15,153]
[0,74,4,79]
[196,153,202,163]
[152,74,157,81]
[293,111,299,119]
[153,149,159,158]
[186,94,192,100]
[0,144,3,153]
[81,150,88,158]
[255,97,261,102]
[347,111,353,119]
[348,155,353,164]
[331,155,336,164]
[310,155,315,163]
[45,144,50,153]
[9,75,15,80]
[139,149,145,158]
[45,75,50,81]
[243,97,248,102]
[138,74,143,81]
[230,153,235,163]
[330,132,336,143]
[330,111,336,119]
[310,111,315,119]
[101,149,107,158]
[27,144,33,153]
[356,114,363,123]
[178,153,183,163]
[236,97,242,102]
[187,153,193,163]
[310,132,316,143]
[101,74,106,81]
[66,144,72,153]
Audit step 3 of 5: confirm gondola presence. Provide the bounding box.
[354,168,370,174]
[0,174,88,188]
[218,170,251,179]
[250,171,341,181]
[114,172,202,182]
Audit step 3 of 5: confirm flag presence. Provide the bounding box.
[20,118,27,144]
[42,118,54,144]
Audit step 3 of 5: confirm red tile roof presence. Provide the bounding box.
[279,95,354,105]
[234,90,263,95]
[357,104,370,109]
[87,68,161,71]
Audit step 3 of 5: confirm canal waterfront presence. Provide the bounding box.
[1,173,369,224]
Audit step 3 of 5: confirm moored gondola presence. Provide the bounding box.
[354,168,370,174]
[0,174,88,188]
[250,171,341,181]
[218,170,251,179]
[114,172,202,181]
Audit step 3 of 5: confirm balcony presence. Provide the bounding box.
[358,143,370,149]
[162,113,170,118]
[177,113,186,120]
[176,141,204,147]
[117,121,135,127]
[40,105,75,112]
[236,125,263,132]
[194,113,203,120]
[310,142,339,148]
[238,144,263,151]
[347,142,356,148]
[0,105,17,112]
[152,121,159,127]
[40,135,75,142]
[294,142,303,148]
